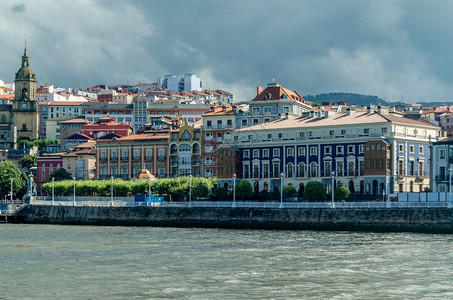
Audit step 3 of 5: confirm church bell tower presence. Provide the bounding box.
[12,48,39,142]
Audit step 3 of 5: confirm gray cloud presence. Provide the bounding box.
[10,3,25,13]
[0,0,452,102]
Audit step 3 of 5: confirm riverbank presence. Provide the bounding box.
[14,204,453,233]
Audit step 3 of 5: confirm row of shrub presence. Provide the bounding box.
[42,177,217,202]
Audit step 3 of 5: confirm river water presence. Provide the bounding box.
[0,225,452,300]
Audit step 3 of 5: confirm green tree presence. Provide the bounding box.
[235,180,253,200]
[334,186,351,200]
[19,154,37,169]
[0,161,26,200]
[283,185,297,198]
[259,189,271,201]
[19,139,59,151]
[303,181,326,201]
[50,168,72,181]
[212,186,228,200]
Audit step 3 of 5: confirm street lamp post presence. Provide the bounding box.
[232,174,236,208]
[386,169,391,208]
[189,175,192,207]
[331,171,335,208]
[52,177,55,206]
[110,176,114,207]
[10,178,13,205]
[73,177,76,206]
[449,168,452,208]
[280,173,284,208]
[148,177,152,206]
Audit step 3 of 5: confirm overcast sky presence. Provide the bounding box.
[1,0,453,103]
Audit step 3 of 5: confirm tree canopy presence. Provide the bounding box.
[0,161,26,199]
[235,180,253,200]
[19,154,37,169]
[334,186,351,200]
[303,181,326,201]
[50,168,73,181]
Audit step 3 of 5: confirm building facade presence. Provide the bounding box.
[220,108,440,198]
[169,122,203,177]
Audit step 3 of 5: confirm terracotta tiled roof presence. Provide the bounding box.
[251,84,304,103]
[115,134,169,142]
[48,101,86,106]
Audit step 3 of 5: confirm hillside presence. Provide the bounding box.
[303,93,388,106]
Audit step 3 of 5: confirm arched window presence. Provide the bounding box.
[193,143,200,153]
[297,163,305,177]
[310,163,317,177]
[287,163,294,177]
[348,162,355,176]
[253,165,259,178]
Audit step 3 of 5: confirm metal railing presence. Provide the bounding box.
[28,199,453,209]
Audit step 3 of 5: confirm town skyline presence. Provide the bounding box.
[1,1,453,103]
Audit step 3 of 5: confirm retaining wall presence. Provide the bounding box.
[16,205,453,233]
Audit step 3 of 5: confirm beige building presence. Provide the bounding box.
[62,141,97,180]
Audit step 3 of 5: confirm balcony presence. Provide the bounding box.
[132,156,140,161]
[99,157,107,162]
[121,157,128,161]
[110,157,118,161]
[158,155,166,160]
[145,156,153,161]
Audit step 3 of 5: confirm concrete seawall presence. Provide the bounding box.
[16,205,453,233]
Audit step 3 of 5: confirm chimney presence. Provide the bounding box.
[367,106,371,114]
[222,106,226,112]
[346,107,351,116]
[257,86,263,95]
[210,106,214,112]
[285,112,289,119]
[232,105,237,112]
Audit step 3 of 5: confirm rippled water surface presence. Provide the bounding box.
[1,224,453,299]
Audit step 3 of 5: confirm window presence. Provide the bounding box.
[252,107,260,114]
[283,106,289,113]
[399,144,404,152]
[419,146,423,154]
[325,146,331,155]
[287,163,294,177]
[278,133,282,139]
[207,120,212,128]
[263,149,269,157]
[371,144,375,150]
[359,145,364,153]
[267,134,272,139]
[298,147,306,156]
[324,161,331,176]
[253,149,259,158]
[241,119,247,127]
[273,148,280,157]
[364,128,369,134]
[336,161,344,176]
[341,129,346,135]
[382,127,387,133]
[263,163,269,178]
[440,149,446,159]
[243,150,250,158]
[264,107,271,113]
[273,163,280,177]
[348,146,354,154]
[287,148,294,156]
[253,119,259,126]
[329,130,334,136]
[337,146,344,154]
[297,163,305,177]
[310,147,317,155]
[300,132,305,137]
[409,145,414,153]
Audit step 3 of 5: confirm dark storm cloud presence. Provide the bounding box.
[1,0,453,102]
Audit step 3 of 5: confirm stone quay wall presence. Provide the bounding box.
[16,205,453,233]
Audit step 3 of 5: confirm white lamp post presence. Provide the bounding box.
[52,177,55,206]
[280,173,284,208]
[331,171,335,208]
[232,174,236,208]
[386,169,391,208]
[10,178,13,205]
[449,168,452,208]
[148,177,152,206]
[189,175,192,207]
[73,177,76,206]
[110,176,114,207]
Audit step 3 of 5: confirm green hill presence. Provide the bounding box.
[303,93,388,106]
